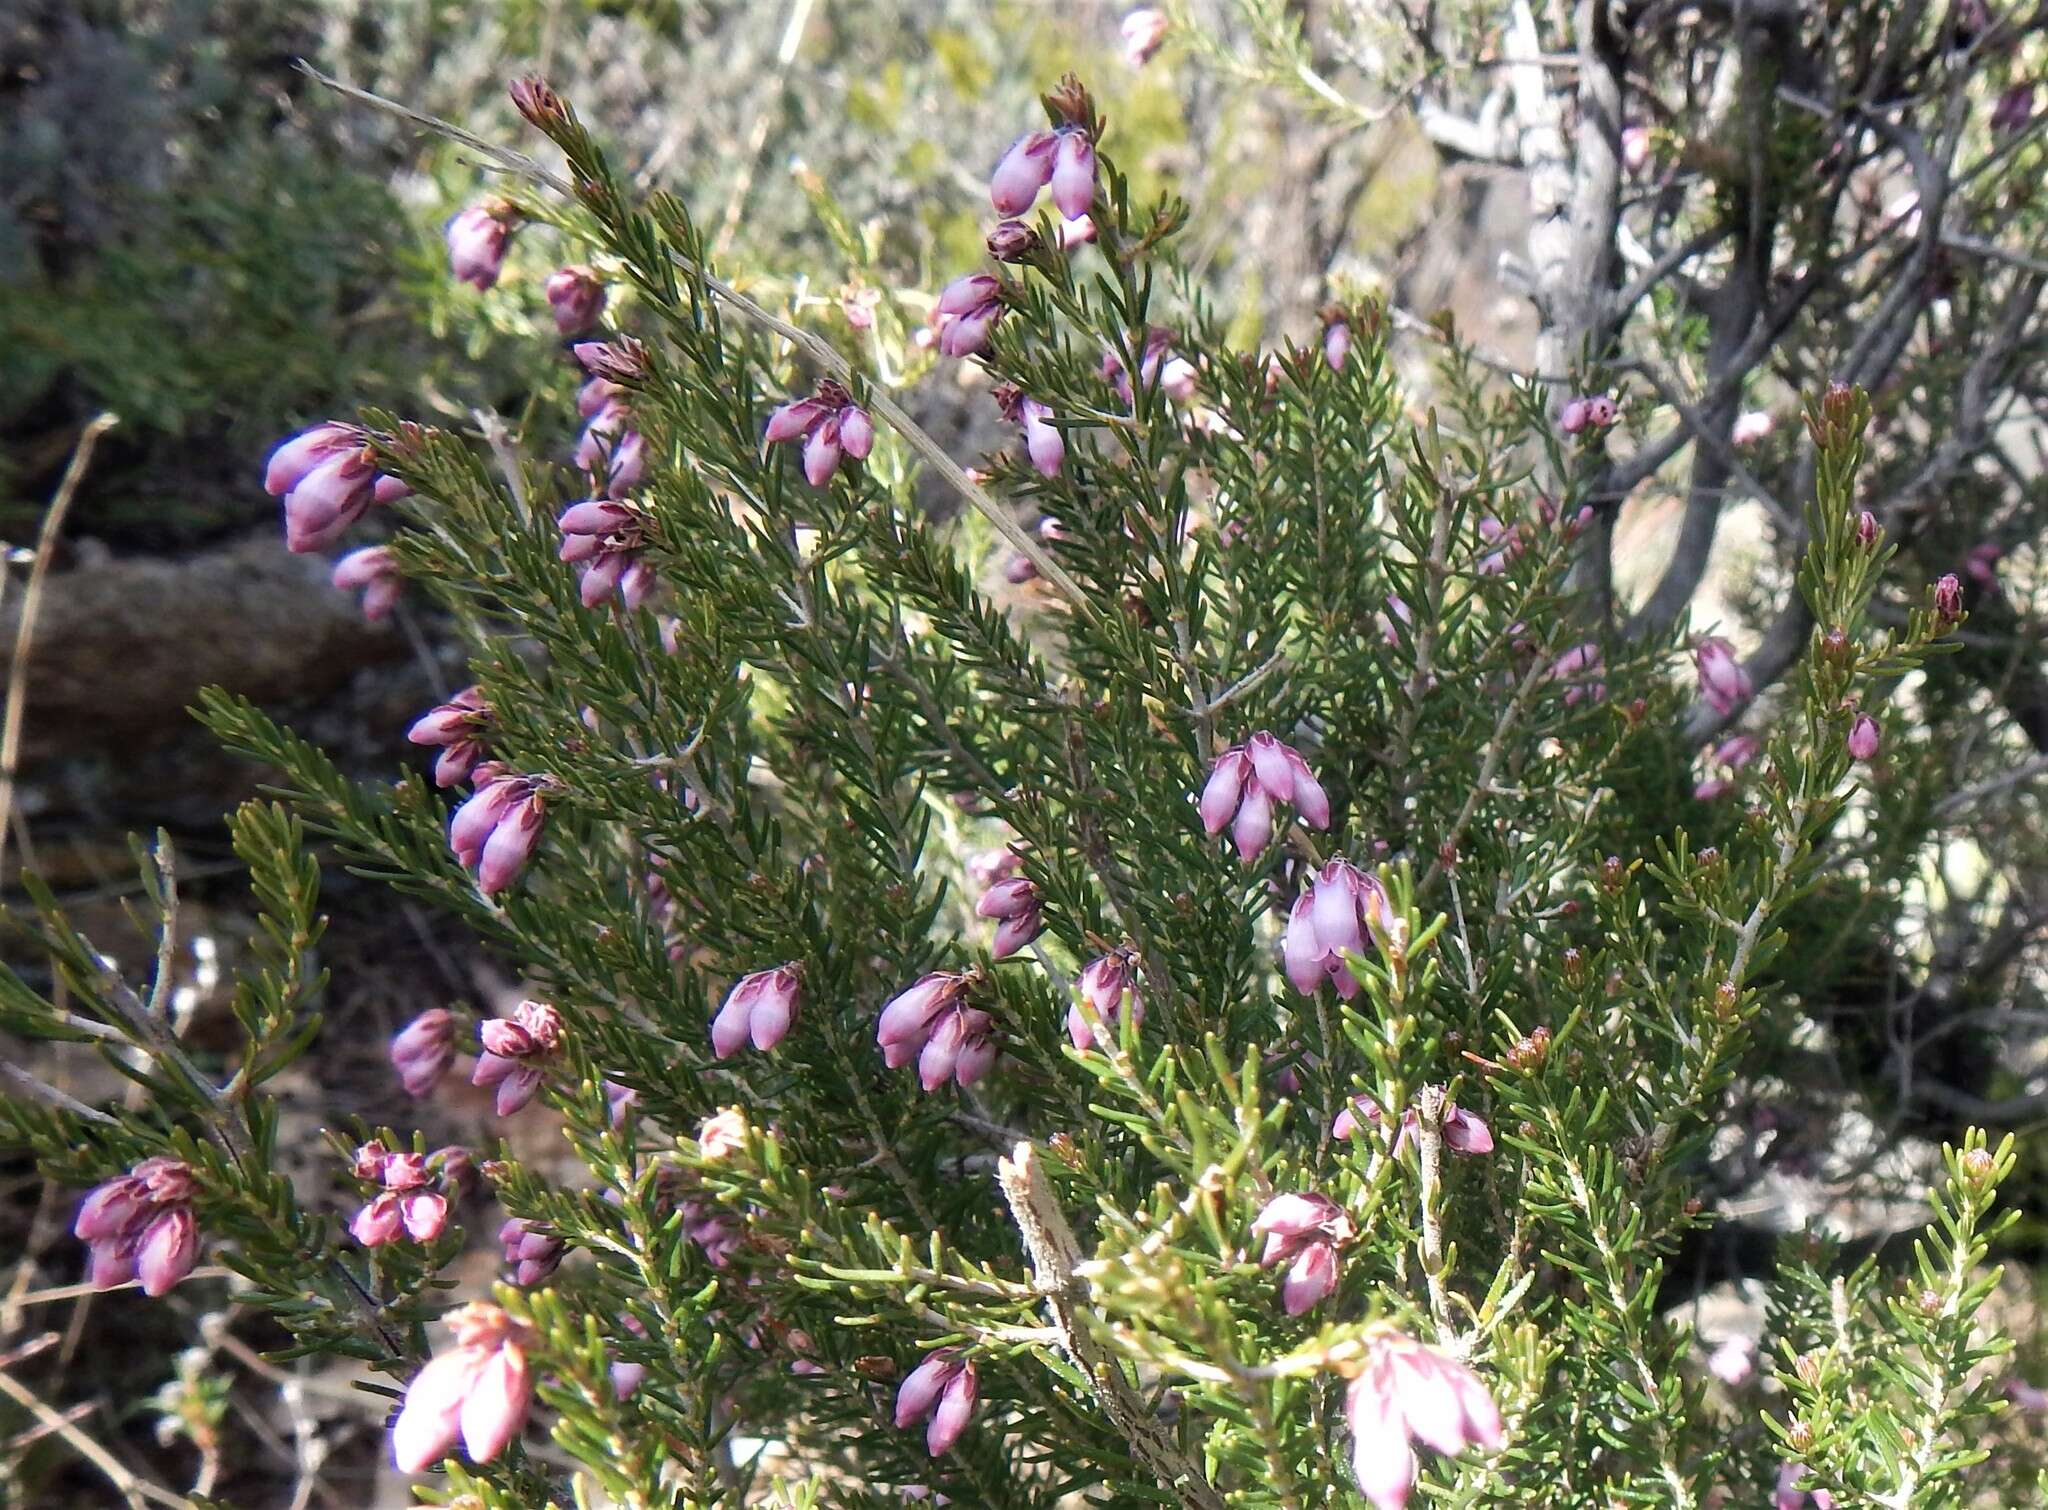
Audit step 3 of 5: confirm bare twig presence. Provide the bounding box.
[0,1062,117,1125]
[0,1366,197,1509]
[710,0,818,258]
[0,413,117,882]
[997,1143,1228,1510]
[1933,753,2048,820]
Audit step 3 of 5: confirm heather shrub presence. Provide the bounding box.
[3,16,2044,1510]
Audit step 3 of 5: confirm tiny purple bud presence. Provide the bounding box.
[986,219,1040,262]
[1121,8,1169,67]
[446,202,518,291]
[391,1008,458,1097]
[1848,713,1880,762]
[1323,319,1352,372]
[1694,638,1753,717]
[544,265,607,337]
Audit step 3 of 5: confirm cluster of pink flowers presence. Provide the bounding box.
[765,379,875,486]
[877,971,997,1090]
[935,272,1007,358]
[392,1303,534,1473]
[1559,393,1618,435]
[895,1350,979,1456]
[1283,859,1392,998]
[711,964,802,1058]
[1252,1191,1353,1314]
[445,201,520,290]
[330,545,403,621]
[929,82,1101,362]
[265,422,409,553]
[557,498,656,609]
[571,342,646,496]
[1344,1331,1505,1510]
[1071,951,1144,1049]
[499,1216,566,1286]
[74,1157,200,1296]
[1693,732,1762,802]
[451,770,555,892]
[472,999,564,1115]
[1199,731,1331,859]
[1695,637,1754,717]
[349,1143,449,1247]
[990,124,1096,221]
[408,687,493,788]
[976,875,1045,957]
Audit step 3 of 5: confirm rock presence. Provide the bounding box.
[0,529,426,835]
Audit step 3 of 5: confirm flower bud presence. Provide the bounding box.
[1621,122,1650,172]
[1932,573,1964,624]
[391,1009,458,1097]
[1121,8,1169,67]
[499,1217,566,1286]
[1992,81,2035,134]
[1847,713,1880,762]
[446,201,519,292]
[391,1304,534,1473]
[574,337,650,385]
[544,265,607,338]
[331,545,402,622]
[985,220,1040,263]
[1855,510,1879,551]
[509,75,569,130]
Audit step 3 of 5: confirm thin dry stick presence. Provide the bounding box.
[299,65,1096,616]
[0,1366,197,1510]
[0,413,118,882]
[711,0,819,258]
[998,1142,1227,1510]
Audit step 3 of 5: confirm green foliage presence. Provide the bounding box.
[1,59,2027,1510]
